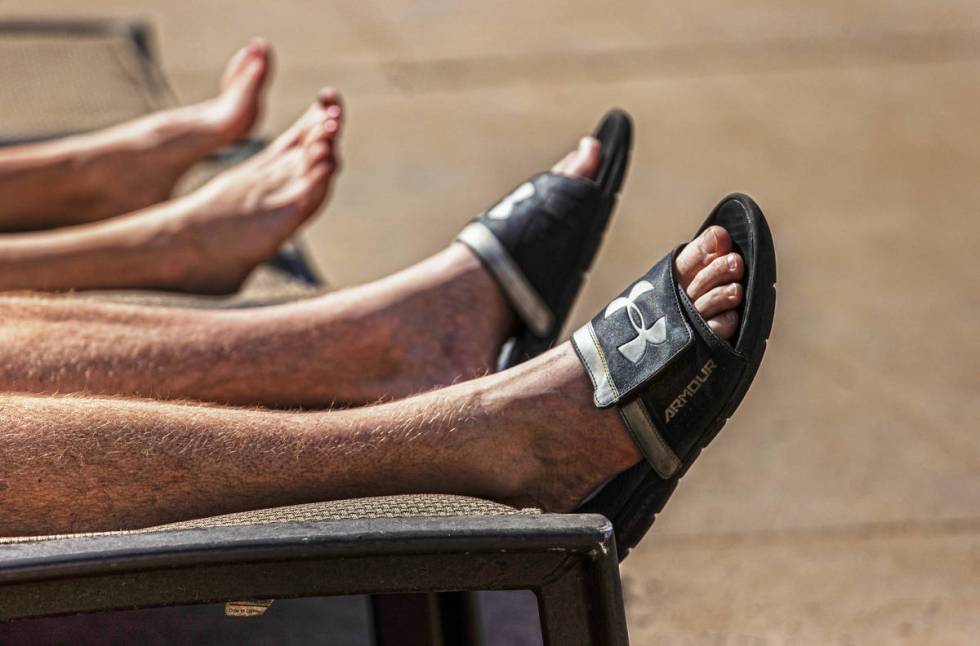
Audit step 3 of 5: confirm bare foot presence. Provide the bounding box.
[493,225,745,512]
[78,39,273,220]
[160,89,343,294]
[0,40,272,230]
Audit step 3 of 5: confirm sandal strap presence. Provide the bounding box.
[572,246,750,476]
[458,172,602,338]
[457,222,554,336]
[571,249,693,408]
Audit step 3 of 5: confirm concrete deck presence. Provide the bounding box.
[9,1,979,643]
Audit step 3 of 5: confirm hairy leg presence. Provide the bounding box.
[0,137,614,406]
[0,223,741,407]
[0,226,745,536]
[0,92,342,294]
[0,345,637,536]
[0,40,271,232]
[0,243,513,406]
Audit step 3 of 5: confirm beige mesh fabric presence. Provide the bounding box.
[155,494,538,530]
[0,20,173,142]
[0,495,540,544]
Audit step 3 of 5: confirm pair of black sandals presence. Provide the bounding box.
[456,110,777,560]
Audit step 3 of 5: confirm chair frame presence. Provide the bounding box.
[0,514,629,645]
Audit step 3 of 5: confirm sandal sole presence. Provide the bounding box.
[588,194,777,560]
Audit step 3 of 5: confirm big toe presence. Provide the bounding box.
[221,38,271,93]
[674,225,733,288]
[552,136,601,180]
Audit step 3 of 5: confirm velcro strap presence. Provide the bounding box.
[571,249,693,408]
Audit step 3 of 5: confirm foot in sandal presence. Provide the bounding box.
[497,194,776,560]
[458,109,632,369]
[0,199,775,537]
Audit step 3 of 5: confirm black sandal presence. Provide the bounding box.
[572,193,777,559]
[457,109,633,370]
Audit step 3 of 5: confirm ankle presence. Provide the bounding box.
[478,345,643,509]
[129,195,212,290]
[359,246,516,394]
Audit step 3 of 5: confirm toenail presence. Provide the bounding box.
[727,283,739,296]
[326,105,341,118]
[699,230,717,255]
[727,254,738,271]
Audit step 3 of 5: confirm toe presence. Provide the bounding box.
[302,120,328,147]
[686,252,744,300]
[319,90,344,140]
[317,88,343,113]
[693,283,743,320]
[290,162,333,216]
[707,310,740,340]
[675,226,732,289]
[268,101,328,153]
[304,140,331,170]
[278,90,343,153]
[325,113,342,144]
[302,118,340,164]
[550,150,577,175]
[573,136,601,179]
[220,43,252,89]
[220,38,267,89]
[552,137,601,180]
[222,38,271,93]
[324,117,341,138]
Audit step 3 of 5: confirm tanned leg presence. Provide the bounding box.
[0,226,745,536]
[0,346,636,536]
[0,137,616,406]
[0,243,514,406]
[0,139,745,406]
[0,91,342,294]
[0,40,271,231]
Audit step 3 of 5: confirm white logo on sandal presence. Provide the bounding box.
[487,182,535,219]
[664,359,717,422]
[605,280,667,364]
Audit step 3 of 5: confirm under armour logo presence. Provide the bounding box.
[487,182,535,219]
[604,280,667,364]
